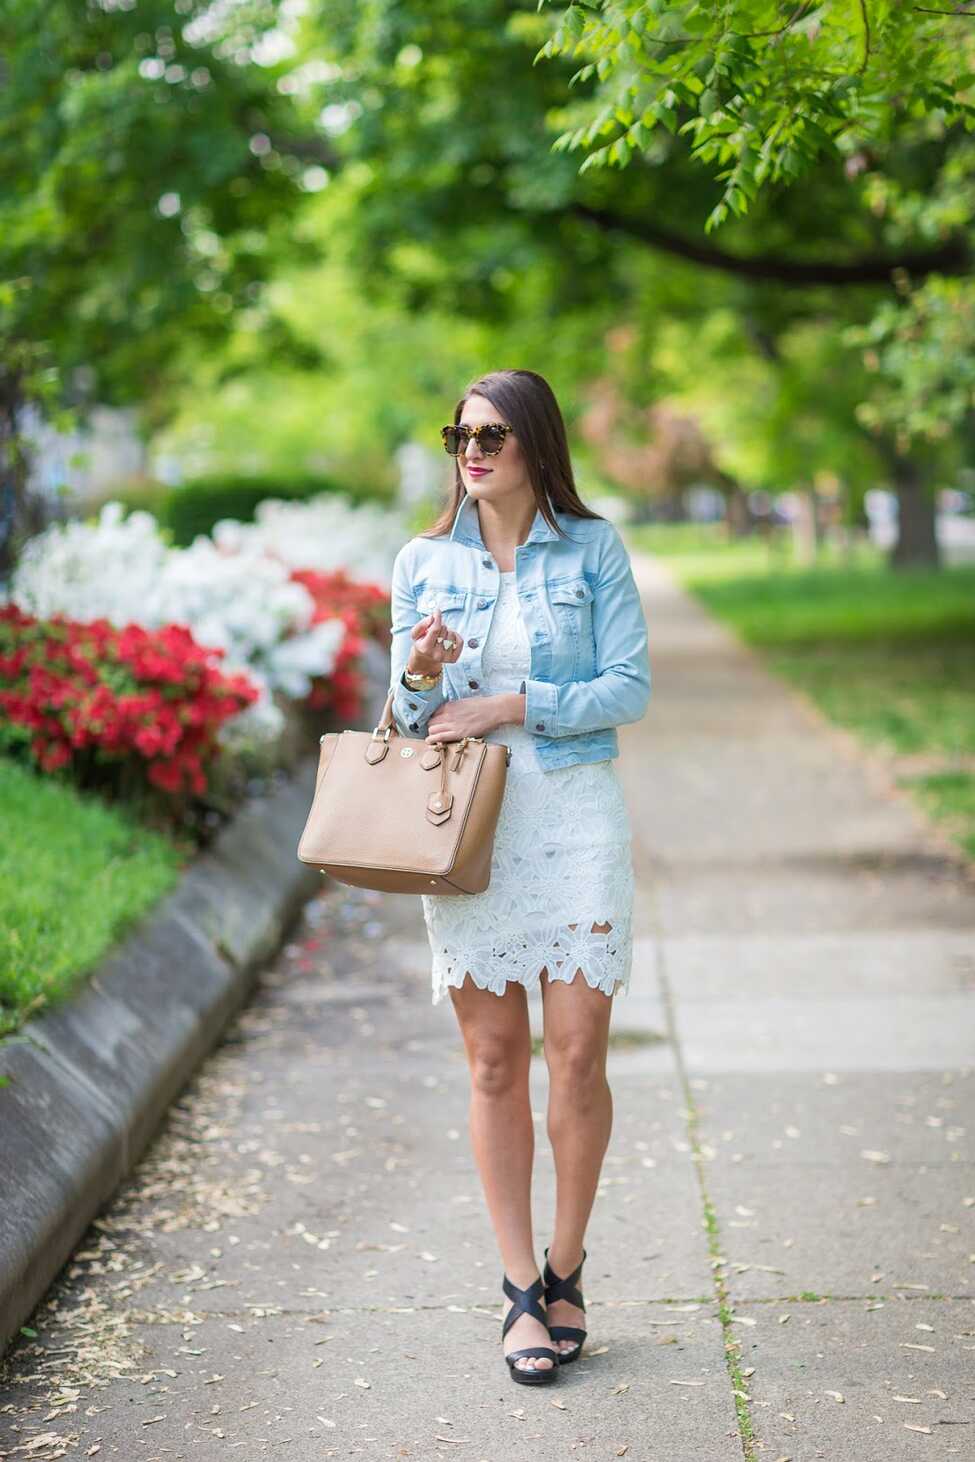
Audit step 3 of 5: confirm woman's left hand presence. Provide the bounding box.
[425,695,505,743]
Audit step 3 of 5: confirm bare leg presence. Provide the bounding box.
[449,974,554,1373]
[540,923,615,1355]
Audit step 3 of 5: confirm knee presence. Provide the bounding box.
[544,1039,606,1096]
[469,1039,528,1098]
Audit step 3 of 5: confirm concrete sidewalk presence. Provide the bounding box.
[1,552,972,1461]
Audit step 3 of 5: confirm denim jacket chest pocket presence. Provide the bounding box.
[414,585,471,696]
[415,585,469,617]
[544,576,596,678]
[417,577,595,679]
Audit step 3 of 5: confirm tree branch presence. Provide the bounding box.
[737,3,817,39]
[264,132,343,168]
[569,202,971,285]
[857,0,871,72]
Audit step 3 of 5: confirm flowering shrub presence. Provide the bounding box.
[291,568,392,721]
[0,604,259,796]
[7,493,399,789]
[9,503,351,746]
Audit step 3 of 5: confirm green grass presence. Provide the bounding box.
[0,759,185,1038]
[627,523,975,862]
[907,774,975,860]
[627,519,788,563]
[762,641,974,759]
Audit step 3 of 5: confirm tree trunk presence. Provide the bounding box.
[871,433,940,570]
[0,385,45,586]
[888,454,940,570]
[724,483,750,538]
[791,486,821,565]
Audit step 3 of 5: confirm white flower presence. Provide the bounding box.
[269,617,347,699]
[211,492,408,587]
[11,504,168,623]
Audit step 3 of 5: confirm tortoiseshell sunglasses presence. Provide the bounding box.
[440,422,513,456]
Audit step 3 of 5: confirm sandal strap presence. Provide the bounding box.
[542,1247,587,1311]
[505,1345,558,1363]
[547,1325,587,1343]
[501,1272,547,1339]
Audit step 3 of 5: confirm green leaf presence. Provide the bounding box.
[578,143,611,173]
[564,5,586,39]
[705,200,729,231]
[608,136,632,167]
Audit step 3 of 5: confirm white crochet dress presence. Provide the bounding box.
[423,570,634,1005]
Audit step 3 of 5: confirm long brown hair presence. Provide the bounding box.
[421,369,605,541]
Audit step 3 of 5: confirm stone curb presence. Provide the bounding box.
[0,647,390,1356]
[0,760,321,1355]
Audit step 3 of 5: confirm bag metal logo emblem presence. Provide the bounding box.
[400,747,415,758]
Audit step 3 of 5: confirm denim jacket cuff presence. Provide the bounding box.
[519,678,559,737]
[391,673,446,735]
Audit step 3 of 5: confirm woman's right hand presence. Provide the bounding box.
[407,606,465,677]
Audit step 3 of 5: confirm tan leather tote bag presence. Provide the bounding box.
[296,685,510,894]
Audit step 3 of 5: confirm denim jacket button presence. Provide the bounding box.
[477,599,489,610]
[408,701,417,709]
[481,556,492,567]
[468,636,479,648]
[409,722,419,731]
[535,722,545,731]
[468,679,479,689]
[575,588,584,598]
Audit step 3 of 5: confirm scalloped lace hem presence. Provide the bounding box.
[432,968,628,1005]
[430,936,631,1006]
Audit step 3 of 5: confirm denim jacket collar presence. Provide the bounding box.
[446,489,561,549]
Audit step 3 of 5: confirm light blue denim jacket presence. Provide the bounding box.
[387,491,651,771]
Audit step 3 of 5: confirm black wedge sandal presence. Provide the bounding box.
[501,1272,560,1385]
[543,1246,588,1364]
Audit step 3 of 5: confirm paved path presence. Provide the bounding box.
[1,551,973,1461]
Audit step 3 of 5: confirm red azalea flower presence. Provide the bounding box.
[0,606,259,801]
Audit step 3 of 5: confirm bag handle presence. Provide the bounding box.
[365,687,483,825]
[374,685,399,739]
[372,680,455,741]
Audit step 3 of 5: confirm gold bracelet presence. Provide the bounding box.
[403,667,442,690]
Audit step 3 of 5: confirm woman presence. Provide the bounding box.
[387,370,651,1385]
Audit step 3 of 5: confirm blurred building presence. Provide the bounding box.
[23,402,147,514]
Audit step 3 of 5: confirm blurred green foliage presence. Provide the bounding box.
[0,0,330,566]
[287,0,975,563]
[7,0,975,570]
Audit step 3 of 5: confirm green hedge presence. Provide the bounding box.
[103,473,391,546]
